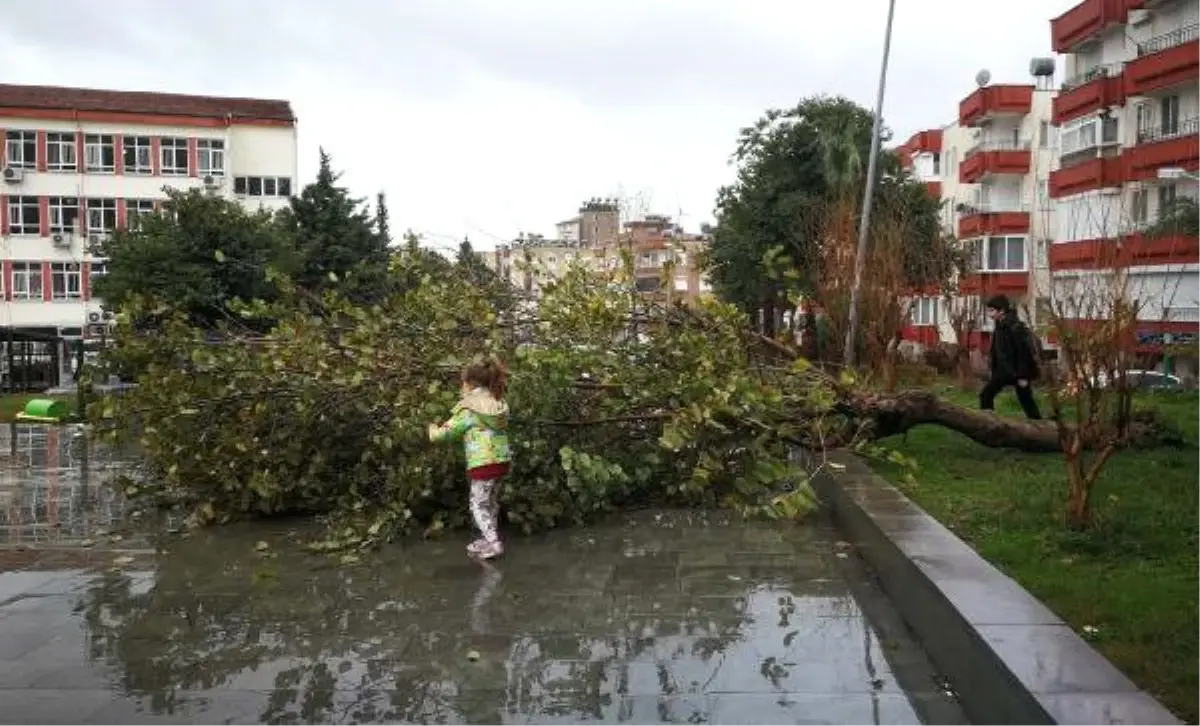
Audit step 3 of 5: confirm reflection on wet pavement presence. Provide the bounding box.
[0,426,964,724]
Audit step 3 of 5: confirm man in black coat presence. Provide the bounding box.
[980,294,1042,420]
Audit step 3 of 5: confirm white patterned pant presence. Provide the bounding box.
[469,478,501,543]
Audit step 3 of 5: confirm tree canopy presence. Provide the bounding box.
[93,151,393,325]
[703,95,949,334]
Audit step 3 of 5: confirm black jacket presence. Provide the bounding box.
[989,312,1039,381]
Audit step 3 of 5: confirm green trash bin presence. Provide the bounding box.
[20,398,68,421]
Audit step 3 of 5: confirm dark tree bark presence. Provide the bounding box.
[845,389,1180,453]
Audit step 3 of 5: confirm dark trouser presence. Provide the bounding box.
[980,376,1042,420]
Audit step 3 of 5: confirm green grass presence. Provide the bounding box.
[871,382,1199,722]
[0,394,77,423]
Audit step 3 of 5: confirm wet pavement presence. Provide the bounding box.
[0,425,965,724]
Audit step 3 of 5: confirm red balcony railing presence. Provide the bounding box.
[1049,156,1124,198]
[1053,64,1125,125]
[959,85,1034,127]
[1125,25,1199,95]
[1126,116,1200,182]
[1049,233,1200,271]
[957,206,1032,239]
[959,272,1029,295]
[959,140,1033,184]
[1051,0,1132,53]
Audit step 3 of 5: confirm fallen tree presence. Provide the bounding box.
[92,251,1183,549]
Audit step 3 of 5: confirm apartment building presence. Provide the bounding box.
[1048,0,1199,357]
[0,83,298,350]
[899,76,1059,352]
[489,205,712,306]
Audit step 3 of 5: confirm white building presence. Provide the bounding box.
[0,83,298,352]
[1049,0,1199,357]
[898,76,1059,352]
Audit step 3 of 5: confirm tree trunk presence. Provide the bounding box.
[1065,452,1091,530]
[848,389,1175,453]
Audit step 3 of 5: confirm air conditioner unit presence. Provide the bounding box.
[52,233,72,249]
[102,310,116,321]
[87,312,102,323]
[1,167,22,184]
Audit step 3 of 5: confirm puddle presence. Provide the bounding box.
[0,425,964,724]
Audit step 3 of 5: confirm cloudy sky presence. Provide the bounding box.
[2,0,1077,251]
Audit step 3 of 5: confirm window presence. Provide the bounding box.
[126,198,156,229]
[50,262,82,301]
[1131,188,1149,225]
[985,236,1026,271]
[86,199,118,234]
[88,262,107,298]
[48,197,80,234]
[1060,116,1098,155]
[160,137,188,176]
[1158,183,1177,216]
[1039,121,1050,149]
[197,139,225,176]
[85,134,116,173]
[46,132,77,172]
[233,176,293,198]
[1135,103,1153,138]
[4,130,37,169]
[123,136,153,174]
[911,297,938,326]
[6,196,40,235]
[1160,95,1180,136]
[932,152,941,175]
[11,262,43,300]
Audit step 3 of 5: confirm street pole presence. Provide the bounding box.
[843,0,898,367]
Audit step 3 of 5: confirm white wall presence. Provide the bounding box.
[1,114,298,331]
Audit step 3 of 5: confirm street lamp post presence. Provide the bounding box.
[844,0,898,367]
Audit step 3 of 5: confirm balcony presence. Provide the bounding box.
[1051,0,1137,53]
[1126,24,1199,95]
[957,204,1032,239]
[1049,156,1124,198]
[1049,232,1200,271]
[1126,116,1200,181]
[903,129,943,155]
[959,85,1034,127]
[959,272,1029,295]
[959,140,1032,183]
[1053,64,1125,125]
[924,181,942,199]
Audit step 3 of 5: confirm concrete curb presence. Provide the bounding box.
[804,452,1182,725]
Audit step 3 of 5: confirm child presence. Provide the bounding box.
[428,356,512,560]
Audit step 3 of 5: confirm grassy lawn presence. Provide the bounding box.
[872,382,1198,722]
[0,393,77,423]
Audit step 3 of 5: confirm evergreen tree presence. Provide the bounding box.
[282,149,391,302]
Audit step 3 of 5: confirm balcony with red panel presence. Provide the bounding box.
[924,181,942,199]
[1125,116,1200,182]
[958,140,1032,184]
[1053,64,1125,125]
[1049,156,1123,198]
[1051,0,1134,53]
[957,204,1031,239]
[959,85,1034,127]
[1049,232,1200,271]
[958,272,1029,295]
[1126,24,1199,95]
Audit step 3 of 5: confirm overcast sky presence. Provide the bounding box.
[2,0,1077,252]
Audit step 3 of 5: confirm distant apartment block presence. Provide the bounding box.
[489,202,712,306]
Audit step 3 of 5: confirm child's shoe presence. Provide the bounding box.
[476,540,504,560]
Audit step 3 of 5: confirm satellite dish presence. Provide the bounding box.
[975,69,992,87]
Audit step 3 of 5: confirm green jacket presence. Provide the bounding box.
[429,388,512,471]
